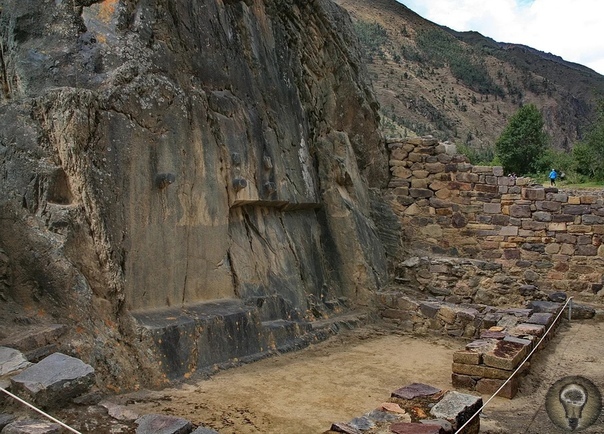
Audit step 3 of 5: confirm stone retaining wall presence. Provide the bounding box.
[385,137,604,299]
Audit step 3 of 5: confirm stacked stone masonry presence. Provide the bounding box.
[386,137,604,296]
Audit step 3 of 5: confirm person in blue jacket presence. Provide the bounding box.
[549,169,557,186]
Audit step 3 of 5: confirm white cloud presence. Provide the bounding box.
[399,0,604,75]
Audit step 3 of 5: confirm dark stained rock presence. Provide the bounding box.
[548,292,567,302]
[527,301,562,314]
[570,303,596,320]
[10,353,95,409]
[392,383,442,400]
[135,414,193,434]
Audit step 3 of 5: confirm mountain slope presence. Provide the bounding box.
[335,0,604,157]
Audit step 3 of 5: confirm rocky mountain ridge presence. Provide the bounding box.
[336,0,604,156]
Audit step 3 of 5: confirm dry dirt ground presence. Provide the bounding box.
[112,318,604,434]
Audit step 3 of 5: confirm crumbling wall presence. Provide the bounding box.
[386,136,604,302]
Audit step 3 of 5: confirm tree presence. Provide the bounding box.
[573,99,604,180]
[495,104,548,175]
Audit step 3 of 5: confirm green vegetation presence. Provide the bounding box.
[354,21,388,61]
[413,29,504,96]
[495,104,548,175]
[572,100,604,180]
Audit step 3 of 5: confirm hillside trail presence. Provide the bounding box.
[117,319,604,433]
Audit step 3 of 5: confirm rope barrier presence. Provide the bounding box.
[455,296,574,433]
[0,386,82,434]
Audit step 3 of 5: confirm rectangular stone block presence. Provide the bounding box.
[476,377,519,399]
[453,350,482,365]
[452,362,485,377]
[482,340,528,371]
[483,203,502,214]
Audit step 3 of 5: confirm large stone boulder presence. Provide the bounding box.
[10,353,95,409]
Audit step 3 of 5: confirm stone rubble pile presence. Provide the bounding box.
[325,382,482,434]
[0,347,218,434]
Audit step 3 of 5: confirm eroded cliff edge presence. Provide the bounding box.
[0,0,395,388]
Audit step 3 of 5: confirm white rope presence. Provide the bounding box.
[0,386,82,434]
[455,296,574,433]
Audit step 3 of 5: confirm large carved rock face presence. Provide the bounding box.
[0,0,389,385]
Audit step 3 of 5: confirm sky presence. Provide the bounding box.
[398,0,604,76]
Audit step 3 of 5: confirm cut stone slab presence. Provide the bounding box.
[391,383,442,399]
[509,323,545,338]
[476,377,519,399]
[390,422,446,434]
[465,339,497,354]
[0,347,31,376]
[527,301,561,314]
[1,419,61,434]
[135,414,193,434]
[430,391,482,430]
[479,330,506,339]
[10,353,95,409]
[453,350,481,365]
[526,312,554,327]
[482,340,528,370]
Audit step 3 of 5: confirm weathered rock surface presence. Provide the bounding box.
[134,414,192,434]
[0,347,30,376]
[9,353,95,409]
[0,0,393,387]
[1,419,61,434]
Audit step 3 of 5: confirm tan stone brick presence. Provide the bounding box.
[580,195,598,204]
[435,189,452,199]
[453,350,482,365]
[500,226,519,236]
[545,243,561,254]
[568,196,581,204]
[567,225,592,233]
[593,225,604,234]
[392,166,412,179]
[476,377,519,399]
[559,244,575,255]
[548,222,567,232]
[452,362,485,377]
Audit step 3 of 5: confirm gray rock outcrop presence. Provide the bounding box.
[0,0,395,387]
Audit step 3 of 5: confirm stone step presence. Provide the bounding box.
[133,300,372,380]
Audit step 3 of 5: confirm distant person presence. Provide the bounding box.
[549,169,557,186]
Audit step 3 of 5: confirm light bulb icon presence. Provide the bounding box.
[559,383,588,430]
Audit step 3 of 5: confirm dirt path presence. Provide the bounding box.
[119,320,604,434]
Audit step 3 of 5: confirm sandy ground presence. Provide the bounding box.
[115,319,604,434]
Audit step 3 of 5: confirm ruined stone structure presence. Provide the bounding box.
[386,137,604,305]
